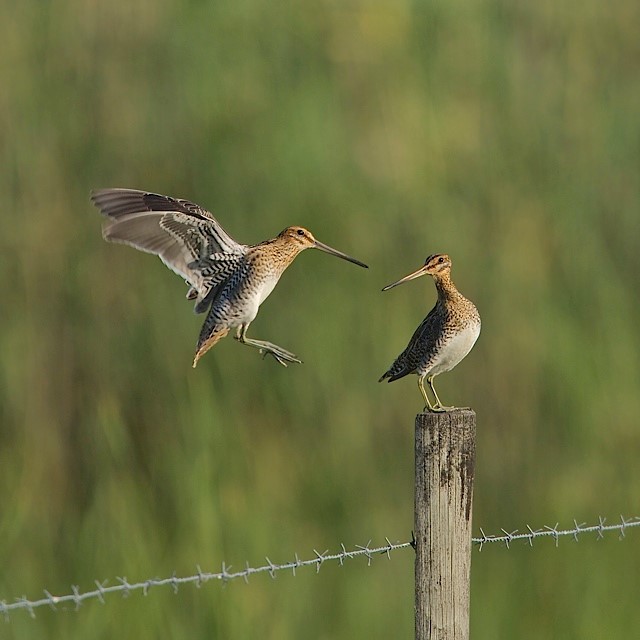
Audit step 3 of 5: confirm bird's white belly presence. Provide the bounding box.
[257,274,279,306]
[428,322,480,376]
[238,274,279,325]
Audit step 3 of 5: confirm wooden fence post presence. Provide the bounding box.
[414,409,476,640]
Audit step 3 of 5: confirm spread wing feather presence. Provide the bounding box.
[92,188,247,312]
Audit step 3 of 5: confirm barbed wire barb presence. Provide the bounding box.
[94,580,107,604]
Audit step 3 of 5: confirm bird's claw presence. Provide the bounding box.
[430,405,464,413]
[266,351,288,367]
[259,347,301,367]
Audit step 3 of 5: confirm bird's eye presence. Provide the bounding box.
[438,257,444,263]
[297,229,305,236]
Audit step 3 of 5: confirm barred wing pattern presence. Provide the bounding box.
[92,189,246,311]
[380,306,441,382]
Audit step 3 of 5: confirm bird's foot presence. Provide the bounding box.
[259,345,302,367]
[259,348,301,367]
[237,336,302,367]
[432,404,467,412]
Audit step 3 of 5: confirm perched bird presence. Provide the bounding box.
[379,254,480,412]
[92,188,368,367]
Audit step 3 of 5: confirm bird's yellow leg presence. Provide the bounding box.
[427,375,458,412]
[235,325,302,367]
[418,376,436,413]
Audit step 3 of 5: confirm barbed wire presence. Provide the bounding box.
[473,514,640,550]
[2,516,638,620]
[0,538,412,620]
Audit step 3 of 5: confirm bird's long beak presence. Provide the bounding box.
[314,240,368,268]
[382,264,429,291]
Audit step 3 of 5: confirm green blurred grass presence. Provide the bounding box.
[2,0,640,637]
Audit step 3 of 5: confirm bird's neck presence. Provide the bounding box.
[252,237,303,275]
[434,273,461,302]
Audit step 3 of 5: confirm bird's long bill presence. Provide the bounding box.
[314,240,368,268]
[382,264,429,291]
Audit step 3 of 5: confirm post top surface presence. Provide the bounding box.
[416,408,476,417]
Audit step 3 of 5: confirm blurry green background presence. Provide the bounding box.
[2,0,640,637]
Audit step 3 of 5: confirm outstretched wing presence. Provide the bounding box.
[92,188,247,311]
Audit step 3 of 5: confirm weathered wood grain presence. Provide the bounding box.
[415,410,476,640]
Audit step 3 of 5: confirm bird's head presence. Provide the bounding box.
[280,226,317,249]
[422,253,452,275]
[279,226,368,268]
[382,253,452,291]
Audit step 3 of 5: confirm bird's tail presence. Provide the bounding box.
[192,327,229,368]
[378,357,410,383]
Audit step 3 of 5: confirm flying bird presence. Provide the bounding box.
[92,188,368,367]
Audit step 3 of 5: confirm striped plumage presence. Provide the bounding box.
[92,188,367,367]
[379,254,480,412]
